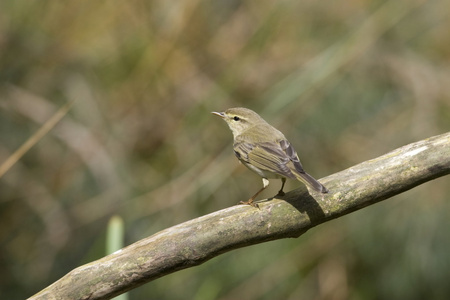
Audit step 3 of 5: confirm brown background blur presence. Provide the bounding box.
[1,1,449,299]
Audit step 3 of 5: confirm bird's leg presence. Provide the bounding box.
[276,178,286,196]
[240,178,269,208]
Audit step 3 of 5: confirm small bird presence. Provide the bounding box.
[212,107,328,207]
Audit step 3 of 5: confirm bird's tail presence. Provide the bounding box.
[294,171,329,193]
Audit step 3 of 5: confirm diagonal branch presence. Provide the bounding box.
[30,132,450,300]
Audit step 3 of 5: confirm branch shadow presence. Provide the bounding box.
[273,188,327,226]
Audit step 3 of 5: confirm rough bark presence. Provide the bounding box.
[30,132,450,300]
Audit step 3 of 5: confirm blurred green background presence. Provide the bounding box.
[1,0,449,299]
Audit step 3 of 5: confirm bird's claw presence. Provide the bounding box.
[276,191,285,197]
[239,200,260,209]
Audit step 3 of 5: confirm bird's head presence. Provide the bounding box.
[212,107,264,138]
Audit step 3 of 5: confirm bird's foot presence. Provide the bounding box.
[239,199,260,209]
[276,190,285,197]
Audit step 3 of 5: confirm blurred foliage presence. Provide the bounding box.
[0,0,449,299]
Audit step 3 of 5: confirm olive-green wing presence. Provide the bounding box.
[235,139,328,193]
[234,140,296,178]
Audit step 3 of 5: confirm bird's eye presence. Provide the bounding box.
[233,116,240,121]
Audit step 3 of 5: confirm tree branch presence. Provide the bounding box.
[30,132,450,300]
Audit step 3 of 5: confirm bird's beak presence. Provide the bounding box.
[211,111,225,118]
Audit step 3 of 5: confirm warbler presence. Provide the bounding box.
[212,107,328,207]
